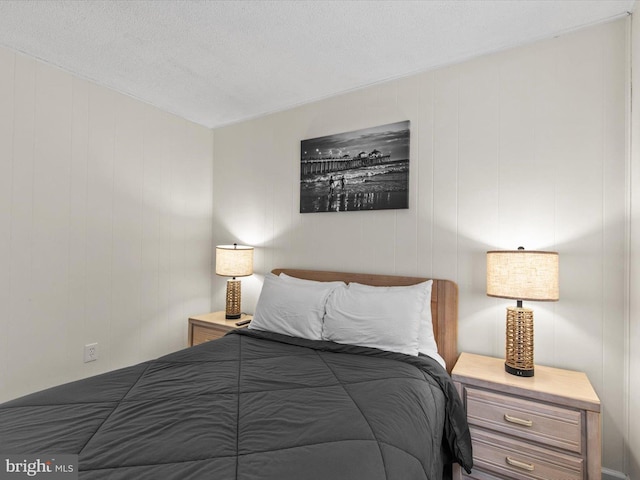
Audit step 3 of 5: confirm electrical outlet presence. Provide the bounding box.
[84,343,98,363]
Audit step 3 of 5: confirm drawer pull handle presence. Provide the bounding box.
[506,456,535,471]
[504,413,533,427]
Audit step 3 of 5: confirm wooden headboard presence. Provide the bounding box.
[272,268,459,373]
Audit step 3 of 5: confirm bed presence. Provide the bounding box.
[0,269,472,479]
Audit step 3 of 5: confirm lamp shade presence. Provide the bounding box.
[215,244,254,277]
[486,249,559,301]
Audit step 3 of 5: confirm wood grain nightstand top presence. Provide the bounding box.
[452,352,600,412]
[188,311,252,346]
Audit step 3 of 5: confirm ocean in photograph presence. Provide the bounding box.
[300,159,409,213]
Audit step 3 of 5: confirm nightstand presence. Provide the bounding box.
[452,352,601,480]
[188,311,252,346]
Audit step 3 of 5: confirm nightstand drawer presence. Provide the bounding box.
[192,325,226,344]
[466,387,582,454]
[470,427,583,480]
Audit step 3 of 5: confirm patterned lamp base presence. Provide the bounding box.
[225,279,242,319]
[505,306,534,377]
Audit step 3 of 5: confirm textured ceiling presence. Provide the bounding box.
[0,0,635,129]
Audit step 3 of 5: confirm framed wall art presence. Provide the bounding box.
[300,120,410,213]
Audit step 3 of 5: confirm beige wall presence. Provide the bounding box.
[212,19,630,473]
[629,12,640,480]
[0,45,214,402]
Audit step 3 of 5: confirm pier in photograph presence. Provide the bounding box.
[301,150,390,176]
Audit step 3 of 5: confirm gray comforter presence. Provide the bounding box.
[0,329,472,479]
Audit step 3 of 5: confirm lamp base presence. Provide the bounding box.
[225,279,242,320]
[505,363,534,377]
[505,306,535,377]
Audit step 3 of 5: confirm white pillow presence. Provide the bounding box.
[278,272,346,289]
[249,274,345,340]
[323,283,427,356]
[348,281,445,368]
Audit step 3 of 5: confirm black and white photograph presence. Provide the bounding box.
[300,121,410,213]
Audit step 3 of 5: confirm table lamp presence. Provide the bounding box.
[215,244,254,319]
[486,247,559,377]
